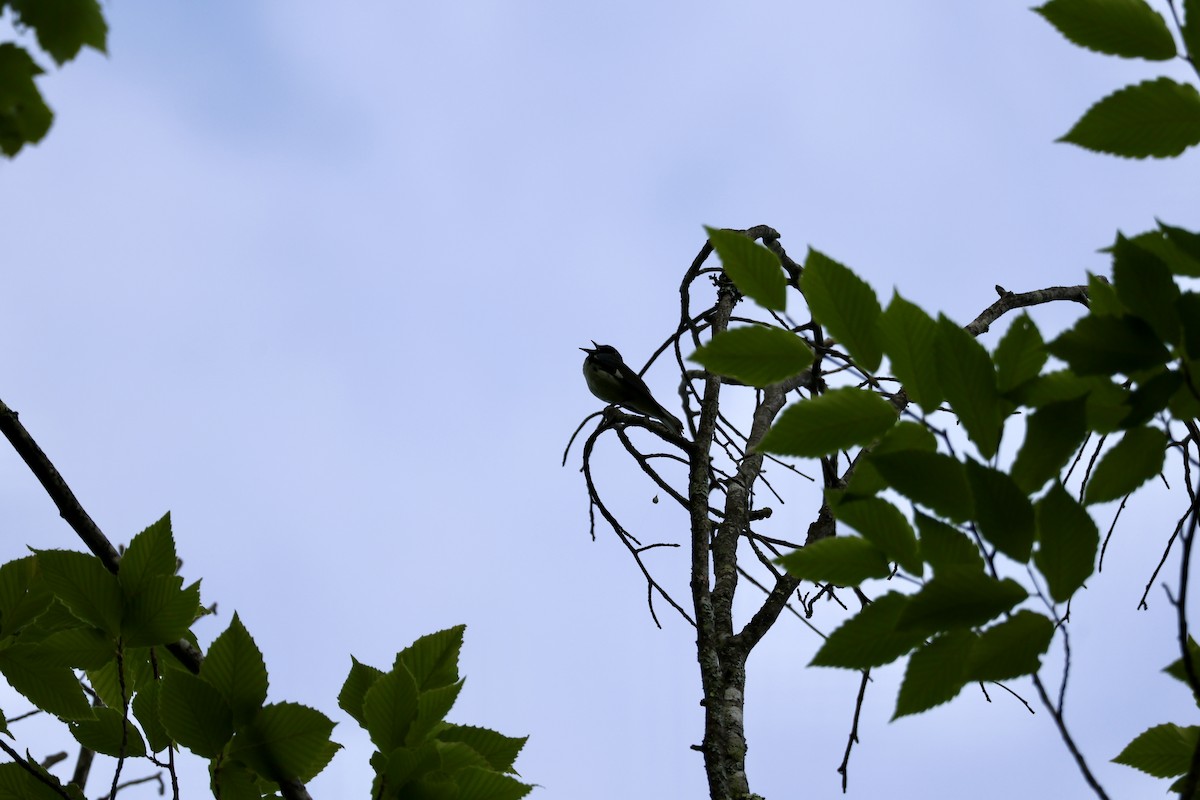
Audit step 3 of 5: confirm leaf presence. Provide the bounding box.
[1034,483,1100,602]
[0,655,92,720]
[775,537,891,585]
[7,0,108,64]
[811,592,926,669]
[758,387,898,457]
[879,291,942,412]
[1033,0,1176,60]
[0,44,53,158]
[396,625,465,691]
[1059,77,1200,159]
[118,513,178,596]
[1087,272,1125,316]
[363,667,420,752]
[964,459,1036,561]
[132,681,171,753]
[994,314,1047,393]
[870,450,974,523]
[1181,293,1200,359]
[1185,0,1200,66]
[437,725,528,773]
[1084,425,1167,503]
[897,570,1028,635]
[801,249,884,371]
[1047,313,1170,375]
[706,227,786,312]
[454,767,534,800]
[25,626,114,669]
[833,497,922,576]
[228,702,339,783]
[0,556,52,634]
[840,420,937,499]
[935,315,1004,459]
[158,670,234,758]
[966,611,1055,681]
[689,326,813,387]
[916,513,985,576]
[1113,723,1199,778]
[121,574,199,647]
[1158,221,1200,276]
[1011,398,1089,494]
[69,706,147,758]
[203,613,268,728]
[893,631,974,719]
[1163,636,1200,686]
[339,656,385,727]
[407,680,465,745]
[1123,368,1182,428]
[1111,234,1181,344]
[36,549,122,635]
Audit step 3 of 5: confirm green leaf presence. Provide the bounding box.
[916,513,985,576]
[158,670,234,758]
[833,497,922,576]
[758,387,898,457]
[36,549,122,635]
[689,326,813,387]
[706,227,786,312]
[1124,367,1182,428]
[775,536,891,585]
[898,570,1027,635]
[880,292,943,413]
[203,613,268,728]
[1158,221,1200,276]
[1113,723,1199,778]
[396,625,465,691]
[1033,0,1176,60]
[1087,272,1125,315]
[1012,395,1089,494]
[811,592,926,669]
[7,0,108,64]
[994,314,1047,393]
[118,513,178,596]
[408,680,465,746]
[1035,482,1100,602]
[893,630,974,719]
[0,762,74,800]
[839,421,937,499]
[363,667,420,752]
[870,450,974,523]
[0,556,52,634]
[1111,234,1181,344]
[455,767,534,800]
[121,574,199,647]
[0,44,53,158]
[0,654,92,719]
[228,702,339,783]
[1047,313,1170,375]
[966,611,1055,681]
[935,315,1004,459]
[1084,425,1167,503]
[801,249,883,371]
[25,626,114,669]
[1059,77,1200,158]
[339,656,385,727]
[437,725,528,773]
[1184,0,1200,65]
[964,459,1035,561]
[1163,636,1200,686]
[1180,293,1200,359]
[132,681,171,753]
[69,706,147,758]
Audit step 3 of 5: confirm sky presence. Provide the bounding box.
[1,1,1198,798]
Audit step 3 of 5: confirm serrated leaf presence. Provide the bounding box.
[69,706,147,758]
[203,613,268,728]
[1163,636,1200,686]
[0,655,92,719]
[775,536,891,585]
[1059,77,1200,158]
[35,550,122,636]
[1035,482,1100,602]
[364,667,420,752]
[407,680,465,746]
[801,249,883,371]
[158,670,234,758]
[1034,0,1176,60]
[1184,0,1200,66]
[132,681,171,753]
[935,315,1004,458]
[994,314,1047,393]
[834,497,922,576]
[1047,313,1170,375]
[339,656,385,727]
[118,513,178,596]
[7,0,108,64]
[1113,723,1199,778]
[898,570,1027,635]
[916,513,985,576]
[0,556,52,634]
[455,767,534,800]
[811,592,926,669]
[1087,272,1125,316]
[1158,221,1200,276]
[965,459,1035,561]
[23,626,114,669]
[689,326,813,387]
[966,611,1055,681]
[1012,395,1089,491]
[121,574,199,646]
[1124,367,1182,428]
[0,44,53,158]
[228,702,339,783]
[840,421,937,499]
[1111,233,1181,344]
[870,450,974,522]
[396,625,465,691]
[880,292,943,413]
[759,387,898,457]
[0,762,74,800]
[437,725,528,773]
[1084,425,1167,503]
[706,227,786,312]
[893,630,975,719]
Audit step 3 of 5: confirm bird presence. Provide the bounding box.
[581,342,684,433]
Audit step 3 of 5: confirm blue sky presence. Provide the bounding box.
[1,2,1197,798]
